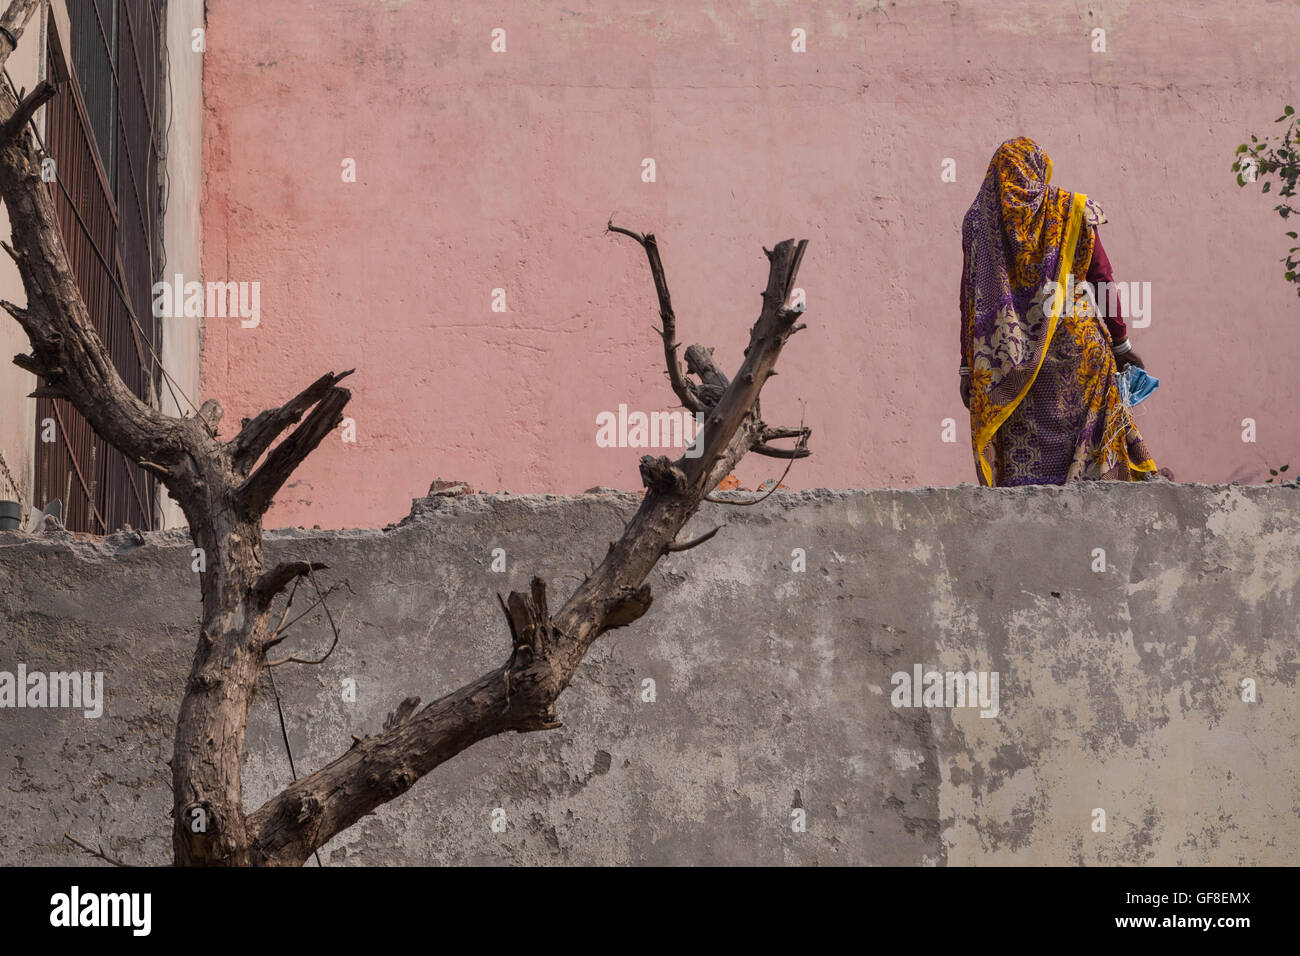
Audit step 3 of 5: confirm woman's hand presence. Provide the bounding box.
[1117,348,1145,370]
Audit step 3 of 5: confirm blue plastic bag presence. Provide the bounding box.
[1118,363,1159,407]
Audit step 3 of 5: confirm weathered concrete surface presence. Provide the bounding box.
[0,484,1296,865]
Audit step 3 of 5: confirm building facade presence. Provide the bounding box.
[0,0,202,532]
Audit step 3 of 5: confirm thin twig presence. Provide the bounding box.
[266,570,345,667]
[607,214,704,413]
[705,401,808,506]
[261,576,302,652]
[663,525,722,553]
[264,580,345,652]
[63,831,128,867]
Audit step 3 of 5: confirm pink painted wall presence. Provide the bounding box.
[200,0,1300,529]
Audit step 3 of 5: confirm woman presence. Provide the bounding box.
[958,137,1157,486]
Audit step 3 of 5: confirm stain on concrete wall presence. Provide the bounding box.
[0,484,1296,864]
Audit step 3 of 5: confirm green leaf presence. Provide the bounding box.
[1288,232,1298,238]
[1237,144,1248,154]
[1263,181,1272,192]
[1287,105,1296,115]
[1282,465,1290,472]
[1271,469,1279,475]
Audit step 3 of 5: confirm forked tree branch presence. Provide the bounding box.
[755,422,813,459]
[237,378,352,515]
[246,229,812,865]
[231,369,354,475]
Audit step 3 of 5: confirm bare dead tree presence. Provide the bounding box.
[0,0,812,866]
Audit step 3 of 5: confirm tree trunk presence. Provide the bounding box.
[172,515,268,865]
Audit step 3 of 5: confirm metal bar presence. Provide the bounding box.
[49,402,107,532]
[117,0,161,163]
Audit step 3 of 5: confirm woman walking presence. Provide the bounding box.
[958,137,1158,486]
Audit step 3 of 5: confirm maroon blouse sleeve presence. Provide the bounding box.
[959,248,971,369]
[1086,231,1127,343]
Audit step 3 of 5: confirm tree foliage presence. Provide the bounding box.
[1234,105,1300,296]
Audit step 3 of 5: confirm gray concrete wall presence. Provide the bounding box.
[0,484,1296,866]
